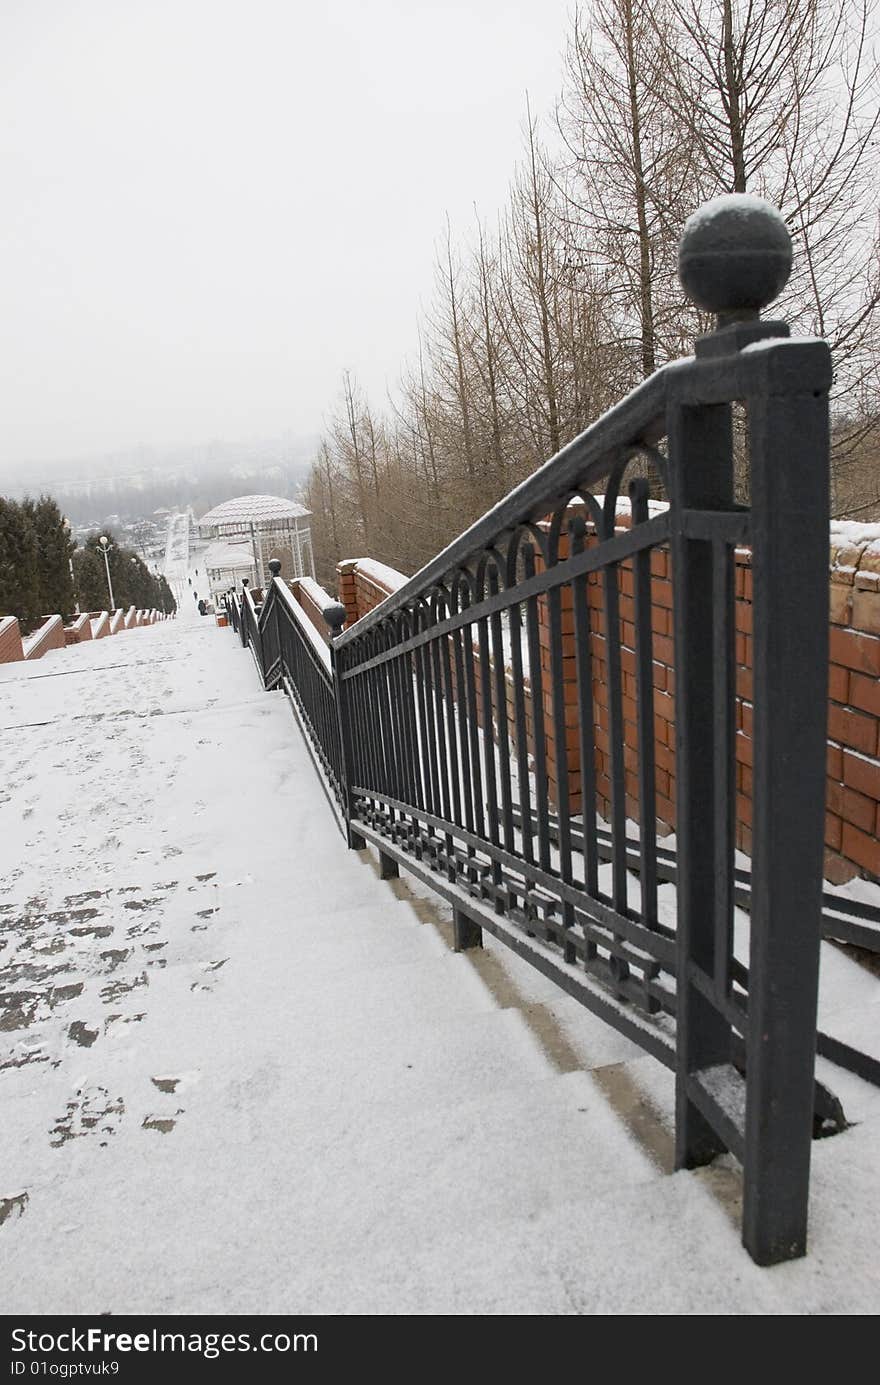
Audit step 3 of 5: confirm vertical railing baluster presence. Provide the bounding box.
[711,535,735,998]
[602,541,628,922]
[570,519,600,900]
[508,581,533,869]
[669,400,733,1172]
[440,617,462,844]
[325,601,365,851]
[477,600,501,906]
[547,539,575,956]
[524,546,551,876]
[462,594,486,843]
[488,568,514,859]
[630,481,659,930]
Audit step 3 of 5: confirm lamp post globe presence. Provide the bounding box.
[98,536,115,612]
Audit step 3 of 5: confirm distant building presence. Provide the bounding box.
[196,494,315,592]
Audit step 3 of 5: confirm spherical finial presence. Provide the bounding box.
[322,601,347,637]
[241,577,249,587]
[267,558,282,578]
[678,195,792,319]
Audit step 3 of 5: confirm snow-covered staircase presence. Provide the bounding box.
[1,607,878,1314]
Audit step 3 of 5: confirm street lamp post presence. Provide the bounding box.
[63,517,79,614]
[99,536,115,611]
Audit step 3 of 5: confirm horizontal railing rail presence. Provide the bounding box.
[223,197,850,1267]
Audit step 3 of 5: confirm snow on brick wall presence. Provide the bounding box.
[64,614,93,645]
[289,577,335,645]
[23,615,65,661]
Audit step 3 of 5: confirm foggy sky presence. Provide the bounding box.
[0,0,570,480]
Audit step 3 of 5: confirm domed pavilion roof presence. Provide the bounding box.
[198,494,310,530]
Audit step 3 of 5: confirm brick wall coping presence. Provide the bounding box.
[346,558,409,593]
[64,613,93,646]
[23,614,64,660]
[91,612,110,638]
[296,576,336,613]
[275,578,331,671]
[830,523,880,595]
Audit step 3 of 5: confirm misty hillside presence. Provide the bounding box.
[2,434,318,526]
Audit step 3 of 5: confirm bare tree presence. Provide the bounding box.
[558,0,696,380]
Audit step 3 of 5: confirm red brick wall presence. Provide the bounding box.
[64,614,93,645]
[823,532,880,881]
[336,560,408,628]
[0,616,24,663]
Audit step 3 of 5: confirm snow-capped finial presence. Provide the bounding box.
[678,194,792,323]
[323,601,347,639]
[268,559,282,578]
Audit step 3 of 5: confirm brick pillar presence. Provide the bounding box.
[336,559,359,628]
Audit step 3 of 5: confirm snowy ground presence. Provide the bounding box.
[0,585,878,1314]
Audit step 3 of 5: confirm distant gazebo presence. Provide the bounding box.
[201,541,257,605]
[197,494,315,588]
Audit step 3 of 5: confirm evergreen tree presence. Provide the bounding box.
[31,495,76,621]
[0,497,41,632]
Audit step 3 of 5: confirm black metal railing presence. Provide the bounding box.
[258,569,346,816]
[240,582,263,672]
[225,200,842,1266]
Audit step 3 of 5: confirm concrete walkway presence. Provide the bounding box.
[1,609,878,1314]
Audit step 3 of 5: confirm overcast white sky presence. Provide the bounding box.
[0,0,571,478]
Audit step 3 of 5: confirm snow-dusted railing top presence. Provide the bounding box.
[275,578,331,673]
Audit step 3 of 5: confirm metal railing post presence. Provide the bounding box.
[672,198,832,1264]
[239,578,250,648]
[324,600,366,850]
[743,331,831,1267]
[264,559,282,689]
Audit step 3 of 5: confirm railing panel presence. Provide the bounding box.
[225,198,836,1266]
